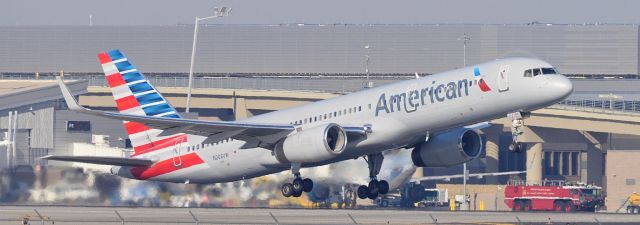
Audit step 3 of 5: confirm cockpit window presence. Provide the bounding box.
[533,68,542,76]
[541,68,557,74]
[524,67,557,77]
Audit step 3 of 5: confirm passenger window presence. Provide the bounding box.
[334,112,337,117]
[533,68,542,76]
[524,69,532,77]
[358,106,362,111]
[349,108,352,114]
[344,109,347,114]
[324,114,327,119]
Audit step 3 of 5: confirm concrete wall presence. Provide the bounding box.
[436,183,509,211]
[605,150,640,212]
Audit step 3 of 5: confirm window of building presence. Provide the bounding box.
[544,151,580,176]
[626,179,636,186]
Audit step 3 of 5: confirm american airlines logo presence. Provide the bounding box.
[375,67,491,116]
[474,67,492,92]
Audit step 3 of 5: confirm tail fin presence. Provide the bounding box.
[98,50,186,157]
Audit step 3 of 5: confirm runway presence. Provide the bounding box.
[1,206,639,225]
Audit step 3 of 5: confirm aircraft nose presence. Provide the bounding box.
[550,75,573,100]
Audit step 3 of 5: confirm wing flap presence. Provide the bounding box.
[41,155,154,167]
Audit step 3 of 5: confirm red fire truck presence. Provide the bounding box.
[504,180,604,212]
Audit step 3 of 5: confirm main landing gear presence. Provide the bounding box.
[281,163,314,197]
[508,112,529,153]
[357,153,390,200]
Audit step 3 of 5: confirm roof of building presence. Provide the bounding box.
[0,80,88,111]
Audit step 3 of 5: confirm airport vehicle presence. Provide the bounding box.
[376,194,403,207]
[624,192,640,214]
[504,180,604,212]
[44,49,572,199]
[421,188,449,207]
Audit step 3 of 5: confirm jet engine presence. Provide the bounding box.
[274,123,347,163]
[411,128,483,167]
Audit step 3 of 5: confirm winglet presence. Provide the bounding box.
[56,76,89,112]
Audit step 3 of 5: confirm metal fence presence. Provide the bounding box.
[553,98,640,115]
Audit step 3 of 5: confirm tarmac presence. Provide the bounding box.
[1,206,640,225]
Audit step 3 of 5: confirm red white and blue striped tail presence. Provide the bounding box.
[98,49,187,157]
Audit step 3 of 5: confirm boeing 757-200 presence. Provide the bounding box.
[44,50,572,199]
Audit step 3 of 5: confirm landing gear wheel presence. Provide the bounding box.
[509,142,524,153]
[292,178,304,193]
[367,191,378,200]
[302,178,314,192]
[377,180,389,195]
[512,200,523,212]
[563,202,574,213]
[357,185,369,199]
[553,201,564,212]
[368,180,380,194]
[282,183,294,197]
[292,189,303,197]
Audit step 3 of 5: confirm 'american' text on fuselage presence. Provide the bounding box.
[375,79,470,116]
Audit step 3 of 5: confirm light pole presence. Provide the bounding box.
[457,33,471,211]
[186,7,231,113]
[458,33,471,67]
[364,44,373,88]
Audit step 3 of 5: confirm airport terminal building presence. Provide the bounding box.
[0,24,639,77]
[1,24,640,210]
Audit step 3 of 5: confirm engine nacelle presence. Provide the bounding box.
[411,128,483,167]
[274,123,347,163]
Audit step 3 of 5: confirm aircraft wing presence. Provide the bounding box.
[410,170,525,182]
[41,155,154,167]
[57,77,367,147]
[57,77,294,145]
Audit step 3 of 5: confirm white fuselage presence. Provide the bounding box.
[114,58,572,184]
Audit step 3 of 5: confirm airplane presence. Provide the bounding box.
[44,49,573,199]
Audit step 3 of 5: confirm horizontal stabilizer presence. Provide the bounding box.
[41,155,154,167]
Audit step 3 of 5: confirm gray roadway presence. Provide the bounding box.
[1,206,639,224]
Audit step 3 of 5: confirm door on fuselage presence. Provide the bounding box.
[172,139,184,167]
[498,65,510,92]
